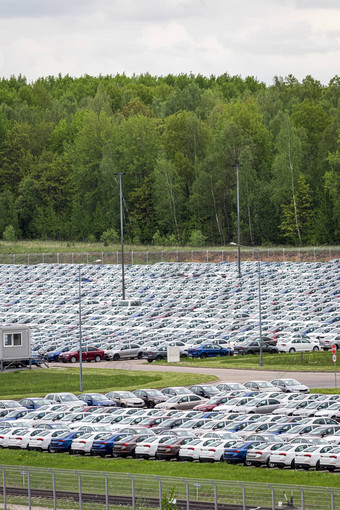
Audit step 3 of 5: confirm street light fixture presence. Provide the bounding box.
[113,172,126,300]
[78,259,101,392]
[232,163,242,278]
[230,242,263,367]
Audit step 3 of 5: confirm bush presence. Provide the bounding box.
[3,225,17,242]
[188,229,207,247]
[100,228,119,246]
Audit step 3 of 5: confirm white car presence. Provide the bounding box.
[1,428,28,448]
[269,443,309,469]
[294,445,334,470]
[134,435,174,459]
[70,431,110,455]
[320,446,340,471]
[199,439,239,462]
[7,428,47,449]
[27,429,66,451]
[276,336,320,353]
[178,438,217,461]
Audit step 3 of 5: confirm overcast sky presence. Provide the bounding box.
[0,0,339,85]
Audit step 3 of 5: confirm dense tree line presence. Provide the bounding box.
[0,72,339,246]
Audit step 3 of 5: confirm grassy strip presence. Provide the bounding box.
[0,240,338,255]
[156,351,336,372]
[0,368,217,400]
[0,450,338,488]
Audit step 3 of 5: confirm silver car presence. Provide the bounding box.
[105,391,144,408]
[106,343,143,361]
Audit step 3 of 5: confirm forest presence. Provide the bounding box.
[0,72,339,247]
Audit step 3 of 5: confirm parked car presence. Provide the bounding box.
[270,378,310,393]
[18,398,52,410]
[223,441,262,465]
[155,394,207,410]
[59,347,104,363]
[77,393,116,407]
[105,391,144,408]
[155,436,195,460]
[188,343,233,358]
[276,337,320,353]
[234,341,278,355]
[133,389,168,408]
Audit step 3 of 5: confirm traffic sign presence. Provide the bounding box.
[332,345,337,354]
[333,354,337,363]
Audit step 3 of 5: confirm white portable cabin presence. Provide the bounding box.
[0,326,31,369]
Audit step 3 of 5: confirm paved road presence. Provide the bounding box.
[50,360,337,389]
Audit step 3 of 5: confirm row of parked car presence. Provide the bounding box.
[1,379,340,471]
[0,259,339,366]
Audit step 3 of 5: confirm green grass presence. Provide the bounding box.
[157,350,337,372]
[0,240,338,255]
[0,449,339,488]
[0,368,217,400]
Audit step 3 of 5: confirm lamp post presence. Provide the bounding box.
[230,243,263,367]
[113,172,126,300]
[232,163,242,278]
[78,259,101,392]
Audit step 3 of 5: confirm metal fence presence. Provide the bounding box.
[0,464,339,510]
[0,247,339,266]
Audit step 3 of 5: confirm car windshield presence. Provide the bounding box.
[59,395,78,402]
[88,394,109,400]
[145,390,164,397]
[283,379,300,386]
[116,392,136,398]
[166,396,181,403]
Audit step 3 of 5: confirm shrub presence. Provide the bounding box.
[3,225,17,242]
[188,229,206,247]
[100,228,119,246]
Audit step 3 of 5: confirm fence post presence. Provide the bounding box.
[100,472,109,510]
[154,475,162,509]
[221,250,223,263]
[298,247,300,262]
[127,474,135,510]
[27,253,30,265]
[266,483,275,510]
[314,246,316,261]
[181,478,190,510]
[0,467,7,510]
[329,247,332,260]
[209,480,218,510]
[296,485,304,510]
[57,252,60,264]
[146,251,149,265]
[327,487,335,510]
[268,247,270,262]
[24,467,31,510]
[13,254,15,264]
[176,250,178,262]
[192,250,194,262]
[72,252,74,264]
[131,251,133,265]
[237,481,246,510]
[283,247,285,262]
[101,252,104,264]
[42,253,45,264]
[47,468,57,510]
[161,251,163,262]
[116,251,119,264]
[74,470,82,510]
[206,250,209,263]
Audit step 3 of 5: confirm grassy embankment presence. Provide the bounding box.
[0,367,217,400]
[158,350,339,373]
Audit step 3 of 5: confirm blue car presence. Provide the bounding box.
[77,393,116,407]
[19,397,52,410]
[188,343,233,358]
[91,433,131,457]
[49,431,87,452]
[224,441,262,464]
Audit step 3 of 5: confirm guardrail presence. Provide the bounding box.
[0,464,339,510]
[0,247,339,265]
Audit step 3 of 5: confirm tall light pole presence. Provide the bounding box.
[78,259,101,392]
[230,242,263,367]
[113,172,126,300]
[232,163,242,278]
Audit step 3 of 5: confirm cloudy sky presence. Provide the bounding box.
[0,0,339,85]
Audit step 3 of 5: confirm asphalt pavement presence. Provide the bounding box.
[50,359,338,389]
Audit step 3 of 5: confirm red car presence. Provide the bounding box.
[59,347,104,363]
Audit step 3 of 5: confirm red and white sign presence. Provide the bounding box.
[332,345,337,354]
[333,354,337,363]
